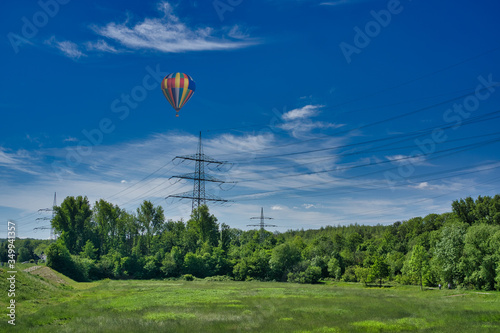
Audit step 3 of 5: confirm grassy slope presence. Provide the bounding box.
[1,268,499,332]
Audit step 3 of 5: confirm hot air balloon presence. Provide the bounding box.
[161,72,196,117]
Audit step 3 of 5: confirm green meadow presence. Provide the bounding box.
[1,265,500,332]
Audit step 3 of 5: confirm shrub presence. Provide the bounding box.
[341,266,358,282]
[204,275,234,282]
[71,255,96,282]
[288,266,322,284]
[46,241,74,277]
[183,274,195,281]
[354,266,371,286]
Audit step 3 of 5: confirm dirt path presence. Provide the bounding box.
[24,265,69,285]
[23,265,42,273]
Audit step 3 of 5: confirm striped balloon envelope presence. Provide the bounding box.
[161,73,196,117]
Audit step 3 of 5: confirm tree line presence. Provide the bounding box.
[5,194,500,290]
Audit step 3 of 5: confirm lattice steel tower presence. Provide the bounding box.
[35,192,57,240]
[247,207,277,242]
[167,132,232,212]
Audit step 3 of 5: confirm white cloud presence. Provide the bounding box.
[0,148,20,166]
[91,1,257,53]
[45,37,86,59]
[85,39,119,53]
[320,0,372,6]
[1,126,493,239]
[279,104,344,138]
[0,147,40,175]
[413,182,428,189]
[320,1,349,6]
[282,105,323,121]
[386,154,427,166]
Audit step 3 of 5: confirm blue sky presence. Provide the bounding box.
[1,0,500,239]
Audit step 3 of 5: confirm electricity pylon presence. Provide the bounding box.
[36,192,57,240]
[167,132,233,212]
[247,207,277,242]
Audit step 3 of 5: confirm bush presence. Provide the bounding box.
[341,266,358,282]
[143,255,162,279]
[183,274,194,281]
[71,255,96,282]
[204,275,234,282]
[46,241,74,277]
[93,253,115,279]
[354,266,371,286]
[305,266,322,283]
[183,252,207,278]
[288,266,322,284]
[46,241,96,282]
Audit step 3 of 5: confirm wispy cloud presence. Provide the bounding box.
[282,105,323,121]
[45,37,86,59]
[85,39,119,53]
[0,147,40,175]
[279,104,344,138]
[385,154,427,166]
[320,0,371,6]
[320,0,350,6]
[91,1,257,53]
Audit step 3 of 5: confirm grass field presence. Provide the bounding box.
[1,265,500,332]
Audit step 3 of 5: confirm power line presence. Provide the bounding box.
[210,83,500,161]
[229,136,500,201]
[35,192,57,240]
[201,46,500,137]
[167,132,234,212]
[247,207,278,242]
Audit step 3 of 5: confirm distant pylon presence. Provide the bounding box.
[167,132,233,212]
[50,192,57,240]
[36,192,57,240]
[247,207,277,242]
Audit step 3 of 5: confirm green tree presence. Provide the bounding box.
[34,243,49,259]
[369,256,390,287]
[327,257,342,280]
[80,240,98,260]
[433,223,467,286]
[459,223,500,290]
[17,247,31,262]
[46,240,74,277]
[354,266,371,286]
[93,199,121,256]
[187,205,219,247]
[452,197,477,225]
[137,200,165,255]
[52,196,94,254]
[269,242,301,281]
[219,222,231,252]
[161,246,183,277]
[183,252,207,278]
[404,245,429,290]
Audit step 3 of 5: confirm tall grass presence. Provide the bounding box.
[1,269,499,332]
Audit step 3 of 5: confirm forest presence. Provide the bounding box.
[3,194,500,291]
